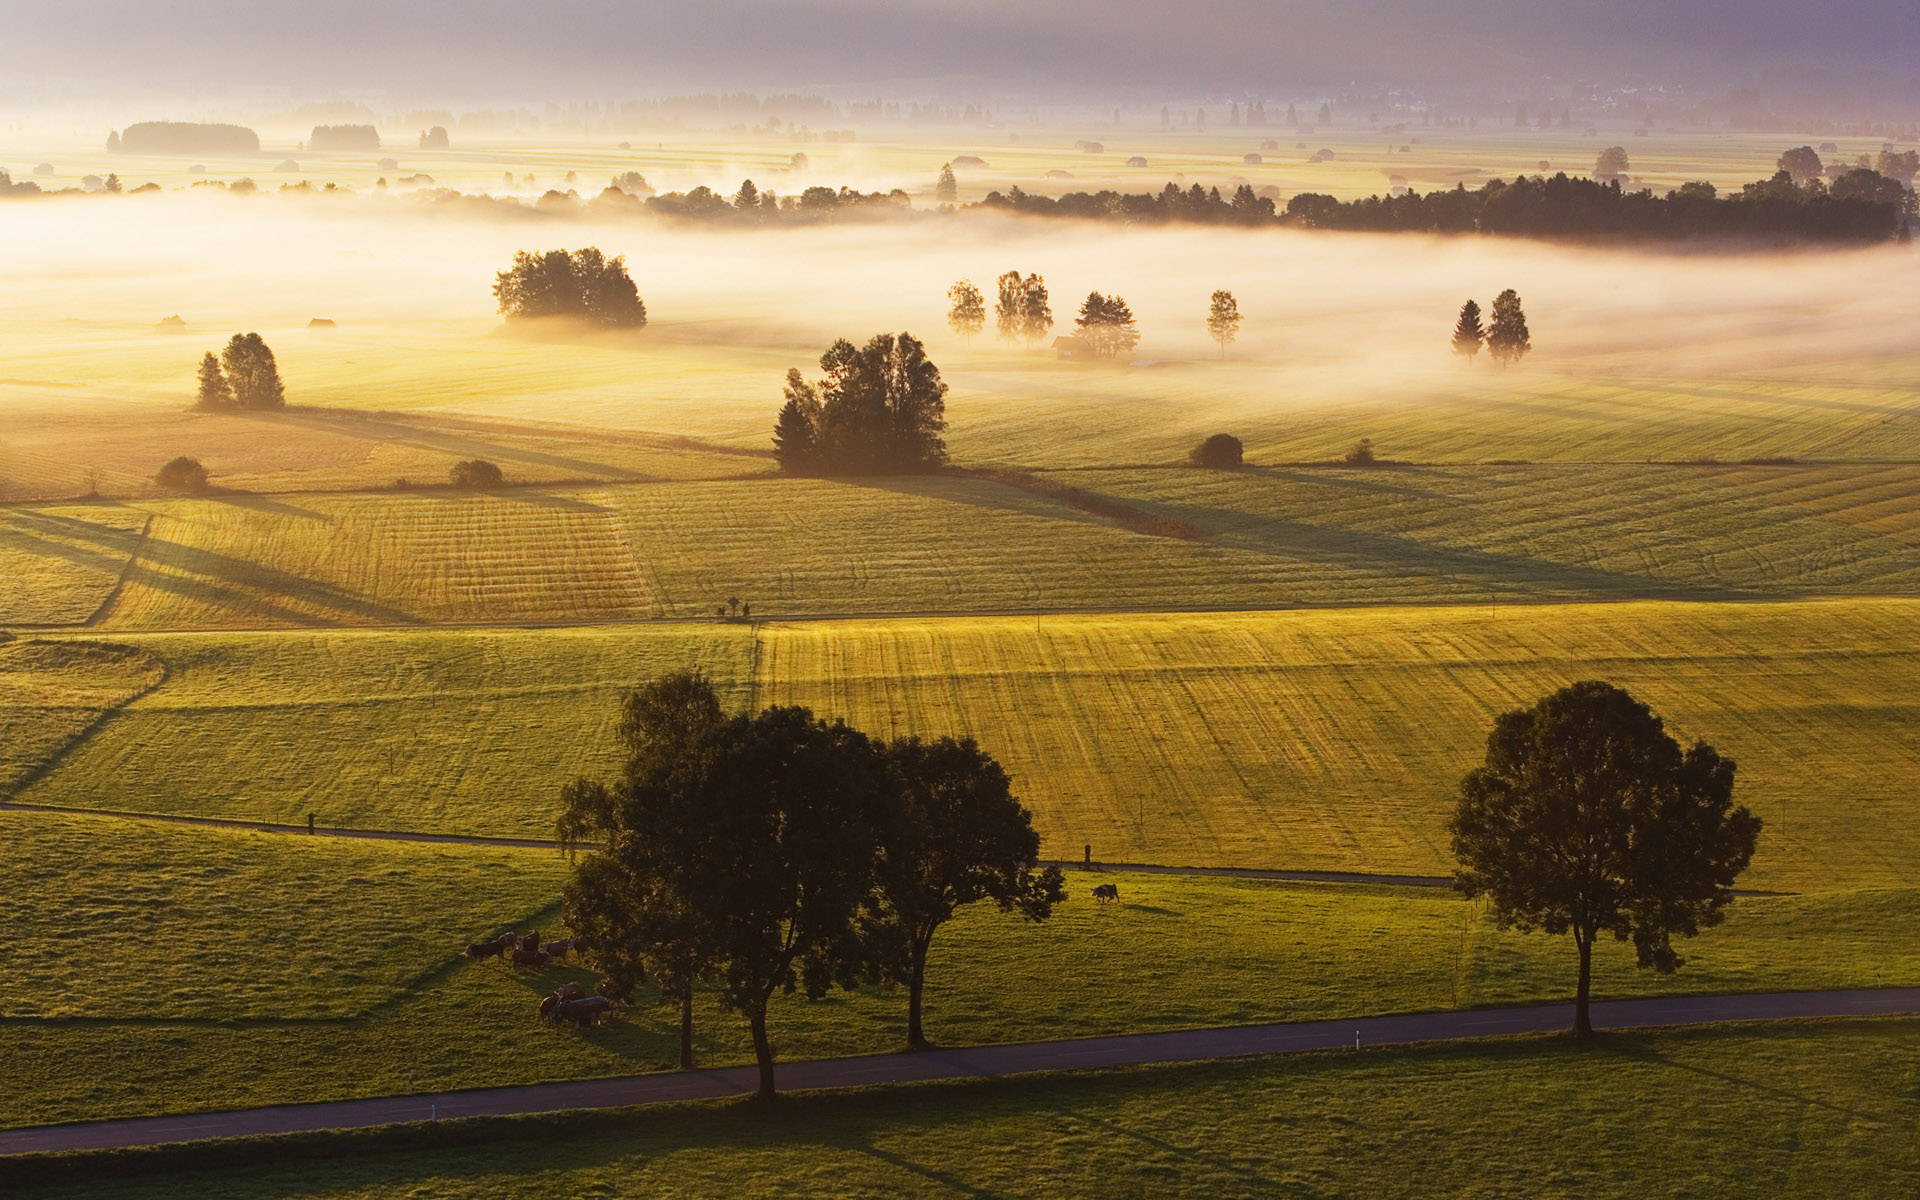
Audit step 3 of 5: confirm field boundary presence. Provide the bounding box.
[2,988,1913,1157]
[79,514,152,628]
[1,643,168,801]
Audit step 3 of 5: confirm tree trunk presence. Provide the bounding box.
[906,933,932,1050]
[748,1002,776,1103]
[678,983,694,1071]
[1573,933,1595,1036]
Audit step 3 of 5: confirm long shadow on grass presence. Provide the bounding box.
[1597,1029,1882,1121]
[239,409,655,483]
[111,537,424,626]
[0,518,143,578]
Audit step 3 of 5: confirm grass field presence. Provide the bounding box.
[17,1018,1920,1198]
[14,599,1920,888]
[0,638,163,791]
[3,807,1916,1131]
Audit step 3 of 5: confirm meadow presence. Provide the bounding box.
[16,1019,1920,1198]
[3,808,1916,1130]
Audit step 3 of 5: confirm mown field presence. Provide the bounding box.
[14,599,1920,888]
[0,638,163,790]
[18,1019,1920,1198]
[11,459,1920,630]
[3,808,1916,1131]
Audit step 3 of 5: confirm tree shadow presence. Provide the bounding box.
[114,535,424,626]
[242,408,657,482]
[209,491,333,522]
[1597,1031,1882,1120]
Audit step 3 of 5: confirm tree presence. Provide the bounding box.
[852,737,1064,1049]
[220,333,285,410]
[994,271,1025,347]
[1074,292,1140,359]
[195,353,233,410]
[733,179,760,210]
[1594,146,1630,183]
[935,163,958,203]
[1344,437,1376,466]
[947,280,985,345]
[154,456,210,493]
[1206,290,1242,359]
[773,333,948,475]
[1189,433,1244,468]
[558,673,728,1071]
[1486,289,1531,367]
[1778,146,1824,186]
[1449,681,1760,1035]
[1450,299,1485,362]
[493,248,648,329]
[1019,274,1053,349]
[449,459,505,488]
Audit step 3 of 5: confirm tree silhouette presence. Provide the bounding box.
[1449,682,1760,1035]
[220,333,285,410]
[1777,146,1824,186]
[493,248,647,328]
[935,163,958,203]
[1450,300,1485,362]
[994,272,1025,347]
[195,353,233,410]
[774,333,948,474]
[1189,433,1244,468]
[1019,274,1053,349]
[1074,292,1140,359]
[449,460,504,488]
[155,456,210,493]
[1595,146,1630,183]
[773,370,824,474]
[947,280,985,345]
[1206,290,1242,358]
[1486,289,1531,367]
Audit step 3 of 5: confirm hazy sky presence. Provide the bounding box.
[8,0,1918,100]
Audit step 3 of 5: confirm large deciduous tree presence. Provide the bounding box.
[493,247,648,329]
[1594,146,1630,183]
[1449,681,1760,1035]
[1206,289,1242,358]
[852,737,1064,1049]
[1450,299,1485,362]
[947,280,985,345]
[1777,146,1824,187]
[220,333,285,410]
[771,332,948,475]
[1485,289,1530,367]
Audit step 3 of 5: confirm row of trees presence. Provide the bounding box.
[948,280,1245,359]
[558,674,1064,1101]
[493,248,648,328]
[1450,291,1531,366]
[195,334,286,410]
[773,333,949,475]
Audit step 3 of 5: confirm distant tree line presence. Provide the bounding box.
[493,248,648,328]
[590,178,913,223]
[980,182,1279,227]
[308,125,381,152]
[774,333,948,475]
[195,334,285,410]
[110,122,260,155]
[558,673,1063,1100]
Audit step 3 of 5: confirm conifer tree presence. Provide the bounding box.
[1075,292,1140,359]
[1450,299,1485,363]
[947,280,985,344]
[935,163,957,203]
[195,352,233,409]
[1206,289,1242,358]
[773,369,823,474]
[1486,289,1531,367]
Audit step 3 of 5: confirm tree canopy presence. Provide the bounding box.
[1206,290,1242,358]
[493,248,648,329]
[217,333,285,410]
[1189,433,1244,468]
[947,280,985,344]
[994,272,1052,348]
[772,332,948,475]
[195,352,233,410]
[1486,290,1530,367]
[1449,681,1761,1035]
[1074,292,1141,359]
[1450,299,1485,362]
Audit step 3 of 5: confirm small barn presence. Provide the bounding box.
[952,155,989,168]
[1053,336,1095,361]
[1243,153,1263,164]
[1126,156,1149,167]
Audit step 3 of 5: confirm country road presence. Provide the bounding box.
[3,987,1912,1157]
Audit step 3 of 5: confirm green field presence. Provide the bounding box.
[18,1018,1920,1198]
[3,807,1916,1131]
[12,599,1920,888]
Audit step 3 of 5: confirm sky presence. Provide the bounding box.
[5,0,1917,102]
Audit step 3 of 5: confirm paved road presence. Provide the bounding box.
[3,988,1912,1157]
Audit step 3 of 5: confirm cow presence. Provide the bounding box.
[1091,883,1120,903]
[511,946,552,969]
[517,930,542,953]
[550,997,614,1027]
[464,931,515,960]
[545,938,574,959]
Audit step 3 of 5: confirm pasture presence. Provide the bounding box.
[16,1019,1920,1198]
[2,808,1915,1130]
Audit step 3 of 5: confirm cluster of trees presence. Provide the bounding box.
[1189,433,1243,468]
[1287,169,1911,241]
[980,182,1279,227]
[591,179,913,223]
[558,673,1064,1100]
[194,334,286,410]
[450,460,505,488]
[154,456,211,493]
[308,125,380,152]
[1450,291,1530,366]
[110,122,260,155]
[993,272,1053,347]
[1451,682,1760,1034]
[493,248,648,328]
[773,333,948,475]
[1073,293,1140,359]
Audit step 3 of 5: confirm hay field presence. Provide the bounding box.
[0,638,163,791]
[45,1021,1912,1200]
[2,806,1914,1129]
[11,626,752,834]
[756,600,1920,891]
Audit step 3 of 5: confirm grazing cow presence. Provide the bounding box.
[463,931,514,960]
[551,997,614,1027]
[517,930,542,953]
[1091,883,1120,903]
[545,938,573,959]
[552,980,587,1003]
[511,946,552,969]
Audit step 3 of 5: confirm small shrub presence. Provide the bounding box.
[1344,438,1376,467]
[154,456,210,493]
[1189,433,1244,469]
[449,460,505,488]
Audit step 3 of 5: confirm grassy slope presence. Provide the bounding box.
[19,1019,1920,1199]
[0,506,149,625]
[4,810,1917,1129]
[0,638,163,791]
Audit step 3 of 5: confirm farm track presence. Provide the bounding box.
[2,988,1913,1156]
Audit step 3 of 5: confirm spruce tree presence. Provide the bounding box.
[195,352,233,409]
[773,369,822,474]
[1206,289,1242,358]
[1450,299,1485,363]
[935,163,958,203]
[1486,290,1531,368]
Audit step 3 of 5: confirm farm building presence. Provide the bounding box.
[1053,336,1096,361]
